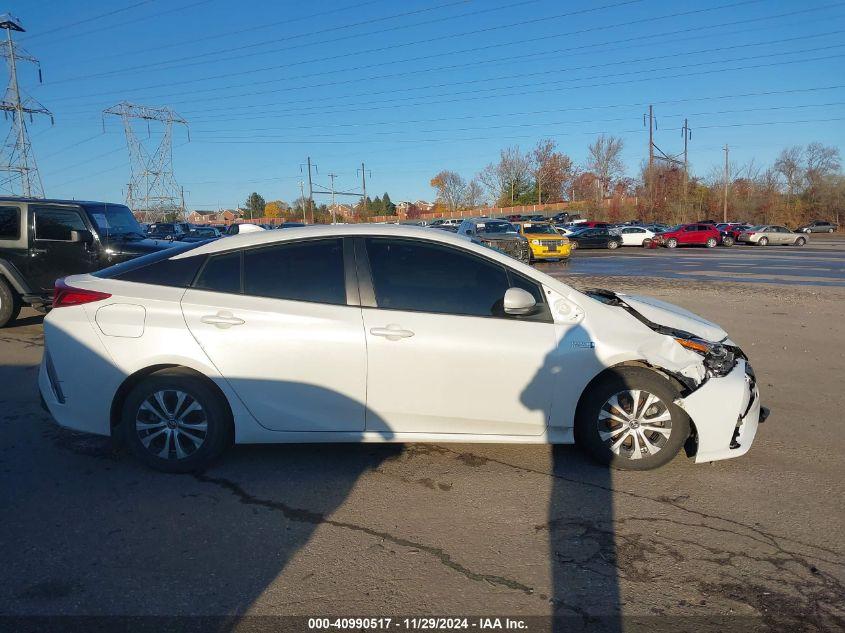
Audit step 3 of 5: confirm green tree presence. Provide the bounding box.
[243,192,266,220]
[382,192,396,215]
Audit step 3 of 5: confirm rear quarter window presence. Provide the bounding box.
[94,243,205,288]
[0,206,20,240]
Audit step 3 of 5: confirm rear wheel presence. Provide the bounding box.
[121,369,232,472]
[607,240,619,250]
[705,237,717,248]
[758,237,769,246]
[0,278,22,328]
[722,236,735,247]
[795,237,806,246]
[829,228,835,233]
[665,238,678,249]
[576,367,690,470]
[570,241,578,251]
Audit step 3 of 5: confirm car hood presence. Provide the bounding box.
[476,234,524,241]
[101,236,185,260]
[616,292,728,342]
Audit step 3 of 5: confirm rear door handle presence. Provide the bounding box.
[201,311,245,329]
[369,325,415,341]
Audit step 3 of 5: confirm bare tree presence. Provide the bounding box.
[531,139,574,204]
[479,146,531,205]
[430,170,467,213]
[586,135,625,201]
[462,177,485,209]
[773,146,805,203]
[805,142,841,189]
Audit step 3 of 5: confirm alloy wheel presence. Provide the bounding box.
[135,389,208,460]
[597,389,672,461]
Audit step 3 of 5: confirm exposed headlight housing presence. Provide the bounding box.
[531,239,540,245]
[675,337,736,376]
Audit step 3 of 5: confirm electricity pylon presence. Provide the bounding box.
[103,102,188,221]
[0,14,52,198]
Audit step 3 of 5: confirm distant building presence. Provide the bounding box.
[186,209,240,225]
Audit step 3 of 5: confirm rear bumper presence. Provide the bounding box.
[675,359,765,463]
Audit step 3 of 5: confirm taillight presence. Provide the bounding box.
[53,279,111,308]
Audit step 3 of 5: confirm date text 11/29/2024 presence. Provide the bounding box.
[308,617,528,630]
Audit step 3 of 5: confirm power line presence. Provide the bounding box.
[61,1,839,111]
[21,0,155,40]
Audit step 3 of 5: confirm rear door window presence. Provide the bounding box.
[194,251,242,294]
[0,206,20,240]
[243,239,346,305]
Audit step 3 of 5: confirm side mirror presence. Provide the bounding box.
[503,287,537,316]
[69,229,93,244]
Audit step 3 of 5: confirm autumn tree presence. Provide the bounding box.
[430,170,467,213]
[479,146,532,206]
[531,139,574,204]
[263,200,288,218]
[774,146,804,206]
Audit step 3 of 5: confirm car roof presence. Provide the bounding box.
[173,223,505,260]
[0,197,120,206]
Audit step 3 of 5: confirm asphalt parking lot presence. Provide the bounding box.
[1,241,844,631]
[540,234,845,287]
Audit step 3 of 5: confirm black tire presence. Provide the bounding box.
[665,238,678,249]
[121,369,233,473]
[722,236,734,247]
[705,237,717,248]
[0,277,22,328]
[569,241,578,250]
[576,367,690,471]
[757,237,768,246]
[794,237,806,247]
[607,240,619,250]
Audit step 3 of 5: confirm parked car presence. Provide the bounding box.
[653,223,721,249]
[0,198,179,327]
[513,222,571,261]
[577,221,611,229]
[567,228,622,250]
[718,224,752,247]
[736,225,808,246]
[224,223,266,236]
[39,225,765,472]
[182,226,222,243]
[457,218,530,262]
[147,222,188,240]
[615,225,656,246]
[276,222,307,229]
[797,220,837,233]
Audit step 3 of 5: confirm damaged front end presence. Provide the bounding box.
[585,288,768,462]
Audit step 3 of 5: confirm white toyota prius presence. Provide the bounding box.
[39,225,766,472]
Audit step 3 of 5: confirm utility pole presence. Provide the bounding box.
[644,105,654,213]
[307,157,315,224]
[681,118,691,204]
[723,144,729,223]
[328,172,338,224]
[357,162,371,219]
[0,14,52,198]
[298,180,306,223]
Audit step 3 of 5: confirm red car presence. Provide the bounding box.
[654,223,721,248]
[572,221,610,229]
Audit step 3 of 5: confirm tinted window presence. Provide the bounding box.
[34,207,87,241]
[113,255,205,287]
[95,242,203,279]
[0,206,20,239]
[243,239,345,305]
[365,238,509,317]
[194,251,242,294]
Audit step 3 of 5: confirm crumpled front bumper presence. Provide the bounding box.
[674,359,766,463]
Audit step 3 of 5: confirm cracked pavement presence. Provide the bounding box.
[1,277,843,631]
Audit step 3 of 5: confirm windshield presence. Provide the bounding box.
[749,225,767,231]
[479,222,516,234]
[148,223,177,235]
[522,224,558,235]
[83,203,143,236]
[191,227,217,237]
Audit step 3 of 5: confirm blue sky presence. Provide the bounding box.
[6,0,845,209]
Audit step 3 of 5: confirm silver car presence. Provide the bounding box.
[737,225,808,246]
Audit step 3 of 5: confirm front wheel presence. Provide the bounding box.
[829,228,835,233]
[569,241,578,251]
[576,368,690,470]
[705,237,717,248]
[607,240,619,250]
[121,369,233,472]
[758,237,769,246]
[722,236,734,247]
[0,278,22,328]
[665,238,678,249]
[794,237,806,246]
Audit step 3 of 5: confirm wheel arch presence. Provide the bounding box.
[573,360,695,441]
[110,364,234,436]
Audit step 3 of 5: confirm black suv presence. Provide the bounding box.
[0,198,180,327]
[456,218,530,263]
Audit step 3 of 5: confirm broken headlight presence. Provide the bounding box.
[674,337,736,376]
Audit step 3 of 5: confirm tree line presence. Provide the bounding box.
[429,138,844,226]
[241,191,398,223]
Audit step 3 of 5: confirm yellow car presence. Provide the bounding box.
[514,222,571,262]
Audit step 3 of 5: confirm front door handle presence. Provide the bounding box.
[201,311,245,329]
[369,325,415,341]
